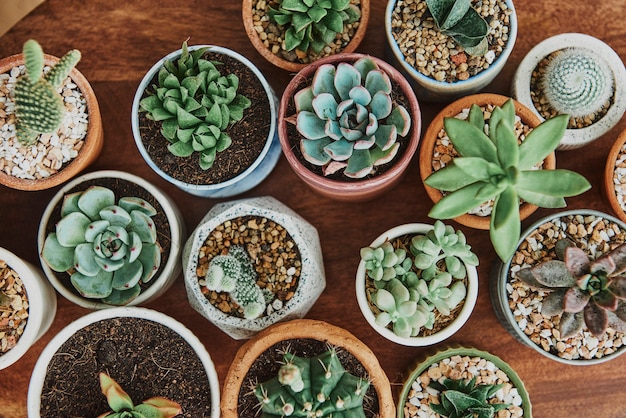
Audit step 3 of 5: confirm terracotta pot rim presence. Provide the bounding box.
[604,128,626,223]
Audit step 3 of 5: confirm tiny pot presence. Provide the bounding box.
[278,53,421,201]
[182,196,325,340]
[397,347,532,417]
[419,93,552,230]
[0,247,56,370]
[131,45,281,198]
[356,223,478,346]
[385,0,518,103]
[0,53,103,191]
[604,128,626,223]
[241,0,370,72]
[221,318,395,417]
[512,33,626,150]
[37,170,184,310]
[27,306,220,418]
[490,209,626,365]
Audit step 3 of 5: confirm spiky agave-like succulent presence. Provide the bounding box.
[254,347,370,417]
[41,186,161,306]
[289,56,411,178]
[428,377,510,418]
[517,238,626,338]
[14,39,81,146]
[139,40,251,170]
[268,0,361,55]
[425,99,591,262]
[97,373,182,418]
[425,0,489,56]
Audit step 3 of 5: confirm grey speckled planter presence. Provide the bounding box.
[182,196,325,340]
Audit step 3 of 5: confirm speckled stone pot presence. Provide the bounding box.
[182,196,325,340]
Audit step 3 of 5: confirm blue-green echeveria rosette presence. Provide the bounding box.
[289,56,412,179]
[41,186,162,305]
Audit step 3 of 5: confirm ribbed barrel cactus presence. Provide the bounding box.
[289,56,411,178]
[254,348,370,417]
[268,0,361,55]
[139,40,251,170]
[14,39,81,146]
[41,186,162,305]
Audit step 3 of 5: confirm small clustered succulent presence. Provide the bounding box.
[139,40,251,170]
[268,0,361,55]
[428,377,510,418]
[425,0,490,56]
[41,186,162,306]
[204,244,269,319]
[254,347,370,417]
[14,39,81,146]
[98,372,182,418]
[517,238,626,339]
[425,99,591,262]
[289,56,411,179]
[360,221,478,338]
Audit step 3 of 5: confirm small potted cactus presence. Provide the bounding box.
[385,0,518,102]
[221,319,395,417]
[278,53,421,201]
[355,221,479,346]
[419,93,591,262]
[242,0,370,72]
[27,306,220,417]
[512,33,626,150]
[0,39,103,191]
[131,40,281,198]
[37,170,184,309]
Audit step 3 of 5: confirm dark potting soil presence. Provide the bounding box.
[237,338,381,417]
[39,317,214,417]
[138,51,271,185]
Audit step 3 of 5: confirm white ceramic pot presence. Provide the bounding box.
[355,223,478,346]
[0,247,56,370]
[182,196,325,340]
[37,170,184,309]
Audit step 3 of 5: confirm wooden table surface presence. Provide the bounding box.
[0,1,624,417]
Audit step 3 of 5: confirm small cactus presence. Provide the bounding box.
[13,39,81,146]
[428,377,510,418]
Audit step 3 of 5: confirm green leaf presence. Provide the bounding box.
[468,104,484,131]
[428,182,489,219]
[344,148,373,178]
[441,0,471,30]
[490,186,521,262]
[41,233,75,272]
[167,140,194,157]
[444,117,498,163]
[516,169,591,198]
[518,114,569,170]
[493,117,519,169]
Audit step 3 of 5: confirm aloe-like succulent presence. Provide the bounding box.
[139,40,251,170]
[517,238,626,338]
[289,56,411,178]
[425,99,591,262]
[268,0,361,55]
[428,377,510,418]
[41,186,162,306]
[425,0,489,56]
[14,39,81,146]
[254,347,370,417]
[97,372,182,418]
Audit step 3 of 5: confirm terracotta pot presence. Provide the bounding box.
[603,128,626,223]
[278,53,422,201]
[221,318,395,417]
[242,0,370,72]
[0,53,103,191]
[419,93,553,230]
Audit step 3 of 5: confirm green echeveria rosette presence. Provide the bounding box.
[41,186,162,306]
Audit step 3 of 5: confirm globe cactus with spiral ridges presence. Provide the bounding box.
[41,186,162,306]
[289,56,412,178]
[13,39,81,146]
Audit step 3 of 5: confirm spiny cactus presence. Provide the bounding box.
[428,377,510,418]
[425,0,489,56]
[13,39,81,146]
[539,47,614,120]
[97,372,182,418]
[139,40,251,170]
[268,0,361,55]
[41,186,162,306]
[204,244,266,319]
[289,56,411,178]
[517,238,626,338]
[254,347,370,417]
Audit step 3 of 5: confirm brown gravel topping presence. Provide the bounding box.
[612,143,626,213]
[0,259,29,355]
